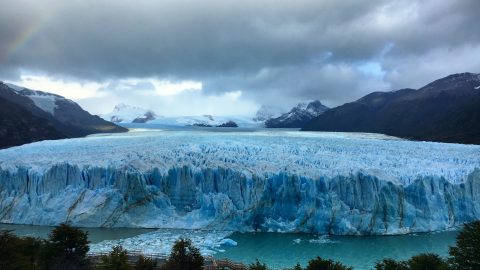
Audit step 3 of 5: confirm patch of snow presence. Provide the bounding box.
[102,103,156,123]
[5,83,58,114]
[5,83,25,92]
[28,94,57,115]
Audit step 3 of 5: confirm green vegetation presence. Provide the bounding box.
[0,221,479,270]
[40,223,91,270]
[375,254,449,270]
[249,259,268,270]
[408,253,449,270]
[98,246,131,270]
[134,256,157,270]
[449,221,480,270]
[163,238,204,270]
[0,230,43,270]
[304,256,353,270]
[292,263,303,270]
[0,223,91,270]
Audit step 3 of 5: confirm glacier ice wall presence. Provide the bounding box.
[0,164,479,235]
[0,130,479,235]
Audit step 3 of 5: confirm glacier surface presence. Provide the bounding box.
[0,129,479,235]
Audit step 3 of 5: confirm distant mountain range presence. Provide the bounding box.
[103,100,328,128]
[154,114,257,127]
[303,72,480,144]
[265,100,329,128]
[5,71,476,147]
[102,104,260,127]
[0,82,127,148]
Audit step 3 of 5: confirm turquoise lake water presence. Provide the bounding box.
[1,223,457,270]
[215,231,457,270]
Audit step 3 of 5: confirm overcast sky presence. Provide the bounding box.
[1,0,479,116]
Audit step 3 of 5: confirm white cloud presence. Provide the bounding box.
[151,80,202,96]
[2,0,479,112]
[7,70,258,116]
[7,73,104,99]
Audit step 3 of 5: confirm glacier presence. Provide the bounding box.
[0,129,479,235]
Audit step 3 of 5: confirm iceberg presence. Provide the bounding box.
[89,229,233,256]
[0,130,479,235]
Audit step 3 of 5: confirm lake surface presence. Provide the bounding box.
[1,223,457,270]
[216,231,458,270]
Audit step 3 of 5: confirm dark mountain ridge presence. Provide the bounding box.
[0,82,127,148]
[302,72,480,144]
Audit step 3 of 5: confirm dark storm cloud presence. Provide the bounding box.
[1,0,479,107]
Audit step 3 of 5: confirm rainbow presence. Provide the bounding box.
[1,14,51,62]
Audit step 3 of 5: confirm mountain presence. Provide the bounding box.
[0,93,65,148]
[216,120,238,127]
[103,104,259,127]
[102,103,158,123]
[151,115,259,128]
[302,72,480,144]
[265,100,329,128]
[0,82,127,148]
[253,105,284,122]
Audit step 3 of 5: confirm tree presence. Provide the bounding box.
[292,263,303,270]
[248,259,268,270]
[163,238,204,270]
[17,236,44,269]
[135,255,157,270]
[39,223,90,270]
[375,258,408,270]
[98,245,132,270]
[0,230,44,270]
[449,221,480,270]
[305,256,352,270]
[0,230,21,269]
[407,253,448,270]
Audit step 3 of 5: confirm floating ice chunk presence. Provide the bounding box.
[219,238,238,247]
[309,236,337,244]
[89,229,234,256]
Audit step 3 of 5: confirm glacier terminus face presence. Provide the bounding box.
[0,129,479,235]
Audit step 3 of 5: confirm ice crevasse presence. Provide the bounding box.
[0,130,479,235]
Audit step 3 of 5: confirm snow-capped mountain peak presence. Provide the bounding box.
[102,103,158,123]
[5,83,25,92]
[4,83,69,115]
[265,100,329,128]
[253,105,284,122]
